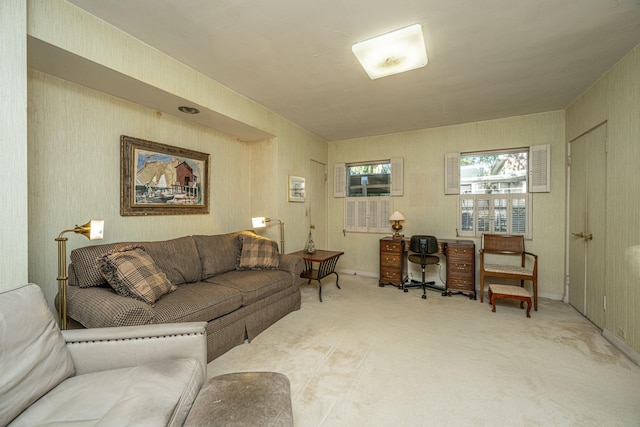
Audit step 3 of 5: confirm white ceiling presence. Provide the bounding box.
[66,0,640,142]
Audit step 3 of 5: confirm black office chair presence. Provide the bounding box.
[403,235,443,299]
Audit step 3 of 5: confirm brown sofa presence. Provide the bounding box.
[63,230,304,362]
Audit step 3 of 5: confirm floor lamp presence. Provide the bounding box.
[252,217,285,254]
[56,219,104,330]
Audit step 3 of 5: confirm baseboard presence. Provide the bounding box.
[603,328,640,366]
[335,268,377,279]
[336,270,566,301]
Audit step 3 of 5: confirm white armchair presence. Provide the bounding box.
[0,283,207,426]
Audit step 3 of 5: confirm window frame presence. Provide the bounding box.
[448,146,548,239]
[335,158,403,234]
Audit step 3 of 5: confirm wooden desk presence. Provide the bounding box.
[378,237,476,299]
[290,250,344,302]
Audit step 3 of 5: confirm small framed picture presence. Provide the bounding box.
[288,175,305,202]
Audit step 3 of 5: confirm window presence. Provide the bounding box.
[446,145,550,238]
[335,158,403,233]
[346,161,391,197]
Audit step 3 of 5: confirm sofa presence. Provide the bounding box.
[62,230,304,362]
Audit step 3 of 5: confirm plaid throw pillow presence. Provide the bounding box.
[98,245,176,305]
[237,234,280,270]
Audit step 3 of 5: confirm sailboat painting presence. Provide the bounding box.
[120,135,210,216]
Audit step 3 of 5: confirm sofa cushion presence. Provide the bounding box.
[193,231,247,279]
[0,284,75,426]
[238,234,280,270]
[70,242,137,288]
[98,245,176,305]
[9,358,202,427]
[143,236,203,285]
[153,281,244,324]
[206,269,292,306]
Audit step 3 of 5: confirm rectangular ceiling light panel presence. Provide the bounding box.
[352,23,428,79]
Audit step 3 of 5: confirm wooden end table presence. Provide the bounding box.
[290,250,344,302]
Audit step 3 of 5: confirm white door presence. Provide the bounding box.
[309,159,327,250]
[568,123,607,328]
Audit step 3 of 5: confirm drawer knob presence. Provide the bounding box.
[386,257,397,263]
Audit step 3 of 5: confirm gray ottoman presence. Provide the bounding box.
[184,372,294,427]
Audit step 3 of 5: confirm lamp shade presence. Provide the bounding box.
[252,217,267,228]
[389,211,405,221]
[82,220,105,240]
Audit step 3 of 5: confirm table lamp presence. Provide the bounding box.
[389,211,405,238]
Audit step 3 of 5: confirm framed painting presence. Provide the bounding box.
[120,135,210,216]
[288,175,305,202]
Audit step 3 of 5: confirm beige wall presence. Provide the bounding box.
[24,0,327,311]
[327,111,567,300]
[0,0,28,288]
[566,43,640,358]
[4,0,637,360]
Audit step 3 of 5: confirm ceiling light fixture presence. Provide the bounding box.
[352,24,428,80]
[178,106,200,114]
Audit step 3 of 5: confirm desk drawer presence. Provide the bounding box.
[380,241,403,254]
[447,245,474,259]
[447,277,474,290]
[380,253,402,267]
[380,267,402,282]
[449,261,473,275]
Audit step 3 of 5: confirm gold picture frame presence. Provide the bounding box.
[120,135,210,216]
[288,175,305,202]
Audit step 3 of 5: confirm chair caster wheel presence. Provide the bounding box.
[403,288,408,293]
[421,294,427,299]
[442,292,448,297]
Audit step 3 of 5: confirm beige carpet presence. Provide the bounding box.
[208,275,640,426]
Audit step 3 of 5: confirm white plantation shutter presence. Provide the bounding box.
[390,158,403,196]
[368,199,380,230]
[529,144,550,193]
[378,198,393,232]
[334,163,346,197]
[457,194,531,238]
[356,199,368,232]
[345,198,357,231]
[445,152,460,195]
[344,197,393,233]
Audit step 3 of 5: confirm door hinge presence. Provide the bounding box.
[604,295,607,311]
[604,138,609,153]
[567,155,571,167]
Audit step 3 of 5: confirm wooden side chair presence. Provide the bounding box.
[479,233,538,311]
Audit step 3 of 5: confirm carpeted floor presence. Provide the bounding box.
[207,274,640,426]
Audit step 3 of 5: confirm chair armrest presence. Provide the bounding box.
[524,251,538,271]
[62,322,207,377]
